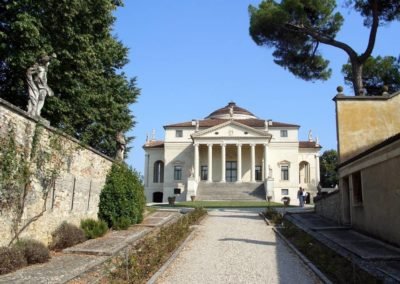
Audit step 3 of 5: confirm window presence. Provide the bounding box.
[175,130,183,137]
[201,166,208,180]
[153,161,164,183]
[174,188,181,195]
[174,165,182,180]
[299,161,310,183]
[352,171,363,204]
[255,166,262,181]
[280,130,288,137]
[281,165,289,180]
[281,188,289,195]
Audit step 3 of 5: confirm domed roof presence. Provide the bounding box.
[206,102,257,120]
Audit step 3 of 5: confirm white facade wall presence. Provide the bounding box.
[144,148,164,201]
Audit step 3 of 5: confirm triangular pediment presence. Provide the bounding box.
[191,120,270,138]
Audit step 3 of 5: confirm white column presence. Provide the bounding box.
[263,144,268,180]
[315,153,320,185]
[207,144,213,182]
[194,143,199,181]
[250,143,255,182]
[237,143,242,182]
[221,143,226,182]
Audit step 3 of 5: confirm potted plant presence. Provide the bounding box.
[281,196,290,206]
[190,195,196,202]
[168,196,176,205]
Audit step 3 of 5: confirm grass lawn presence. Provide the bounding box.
[151,200,286,208]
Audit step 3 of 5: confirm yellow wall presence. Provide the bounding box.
[335,92,400,162]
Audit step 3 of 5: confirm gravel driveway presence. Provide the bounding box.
[155,209,320,284]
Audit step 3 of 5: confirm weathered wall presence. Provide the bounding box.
[334,92,400,163]
[314,190,341,224]
[0,98,113,246]
[339,138,400,246]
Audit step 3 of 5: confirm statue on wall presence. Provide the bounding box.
[229,105,234,118]
[26,53,57,117]
[115,131,126,161]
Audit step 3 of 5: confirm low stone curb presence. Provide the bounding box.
[272,227,332,284]
[146,226,202,284]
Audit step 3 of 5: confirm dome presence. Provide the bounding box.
[205,102,257,120]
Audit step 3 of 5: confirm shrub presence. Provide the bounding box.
[14,239,50,264]
[49,221,86,251]
[98,164,146,229]
[264,207,283,224]
[80,218,108,239]
[0,246,27,275]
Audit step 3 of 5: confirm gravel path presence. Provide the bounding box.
[155,209,320,284]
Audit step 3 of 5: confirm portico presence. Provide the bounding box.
[193,142,270,183]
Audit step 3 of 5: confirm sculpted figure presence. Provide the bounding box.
[229,105,234,118]
[115,131,126,161]
[26,53,56,117]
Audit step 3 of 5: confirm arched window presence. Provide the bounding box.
[153,161,164,183]
[299,161,310,183]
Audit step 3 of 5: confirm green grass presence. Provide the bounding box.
[151,200,286,208]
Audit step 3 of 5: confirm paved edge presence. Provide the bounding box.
[146,216,208,284]
[272,227,332,284]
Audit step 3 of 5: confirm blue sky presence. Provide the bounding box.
[113,1,400,174]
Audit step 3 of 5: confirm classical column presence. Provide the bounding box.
[263,144,268,180]
[250,143,255,182]
[237,143,242,182]
[221,143,226,182]
[207,144,213,182]
[194,143,199,181]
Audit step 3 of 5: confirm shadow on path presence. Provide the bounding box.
[219,237,276,246]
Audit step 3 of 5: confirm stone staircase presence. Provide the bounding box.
[196,182,266,201]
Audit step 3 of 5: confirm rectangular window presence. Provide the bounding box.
[255,166,262,181]
[280,130,288,137]
[174,166,182,180]
[201,166,208,181]
[281,165,289,181]
[175,130,183,137]
[281,188,289,195]
[174,188,181,195]
[352,171,363,205]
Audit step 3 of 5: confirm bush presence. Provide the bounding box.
[264,207,283,224]
[0,246,27,275]
[80,218,108,239]
[98,164,146,229]
[49,221,87,251]
[14,239,50,264]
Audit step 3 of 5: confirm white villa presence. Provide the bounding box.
[143,102,321,203]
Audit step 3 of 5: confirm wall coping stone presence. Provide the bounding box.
[314,189,339,203]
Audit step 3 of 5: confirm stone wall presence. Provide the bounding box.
[0,98,113,246]
[334,92,400,163]
[314,190,341,224]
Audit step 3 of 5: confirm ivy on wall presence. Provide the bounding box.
[0,121,74,246]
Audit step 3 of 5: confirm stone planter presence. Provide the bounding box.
[190,195,196,202]
[168,196,176,205]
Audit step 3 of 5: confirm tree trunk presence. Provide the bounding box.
[351,61,364,96]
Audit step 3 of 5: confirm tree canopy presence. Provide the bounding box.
[0,0,139,157]
[249,0,400,96]
[320,149,338,188]
[342,55,400,96]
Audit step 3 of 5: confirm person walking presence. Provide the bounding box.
[297,187,304,207]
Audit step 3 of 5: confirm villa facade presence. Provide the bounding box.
[143,102,321,203]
